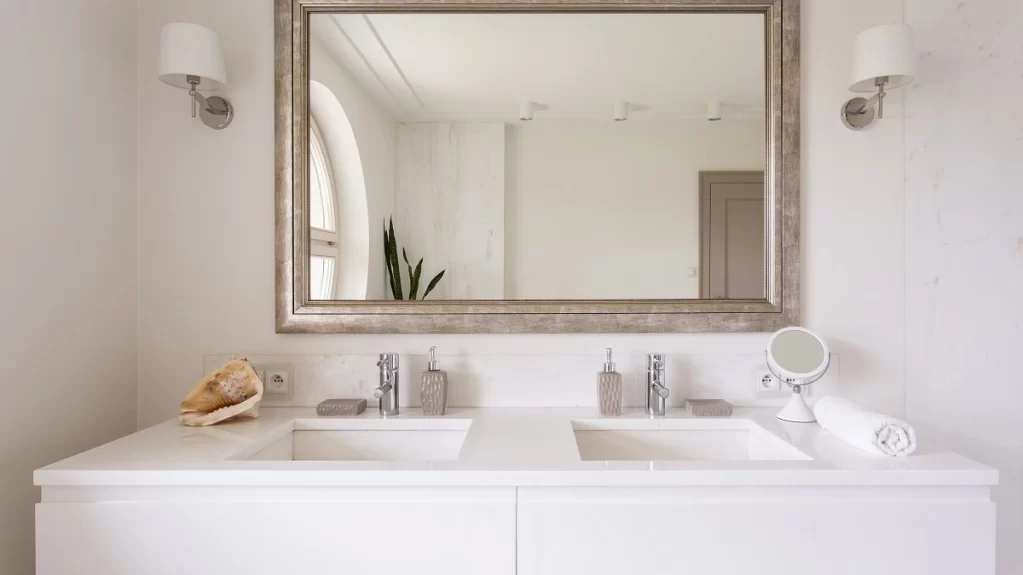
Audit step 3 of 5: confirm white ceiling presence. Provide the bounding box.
[310,13,766,122]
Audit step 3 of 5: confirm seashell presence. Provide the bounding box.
[179,359,264,427]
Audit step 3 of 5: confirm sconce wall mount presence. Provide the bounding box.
[841,76,889,130]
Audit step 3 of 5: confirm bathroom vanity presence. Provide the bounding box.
[35,408,997,575]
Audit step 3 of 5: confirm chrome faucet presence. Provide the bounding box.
[646,354,669,417]
[374,353,400,416]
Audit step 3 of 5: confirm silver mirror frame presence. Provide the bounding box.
[275,0,801,334]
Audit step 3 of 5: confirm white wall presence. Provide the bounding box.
[136,0,906,432]
[800,0,907,413]
[396,123,506,300]
[904,1,1023,573]
[0,2,139,574]
[311,37,396,300]
[505,119,764,299]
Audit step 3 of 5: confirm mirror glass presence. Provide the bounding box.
[768,330,827,377]
[307,13,767,301]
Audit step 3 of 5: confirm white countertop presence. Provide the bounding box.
[35,407,997,488]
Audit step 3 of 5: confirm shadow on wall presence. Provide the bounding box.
[309,80,370,299]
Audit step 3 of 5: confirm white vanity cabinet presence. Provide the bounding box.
[36,482,995,575]
[34,409,999,575]
[36,487,516,575]
[516,486,996,575]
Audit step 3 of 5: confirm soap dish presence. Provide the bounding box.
[685,399,733,417]
[316,398,367,416]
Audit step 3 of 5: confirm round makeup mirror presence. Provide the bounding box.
[766,327,831,423]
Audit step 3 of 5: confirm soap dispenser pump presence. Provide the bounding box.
[420,346,448,416]
[598,348,623,417]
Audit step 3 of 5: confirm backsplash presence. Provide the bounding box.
[204,352,841,409]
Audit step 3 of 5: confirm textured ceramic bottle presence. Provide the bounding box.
[598,348,623,417]
[420,346,449,416]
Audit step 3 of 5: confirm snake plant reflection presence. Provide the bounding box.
[383,217,446,300]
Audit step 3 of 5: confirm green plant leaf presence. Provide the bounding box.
[409,258,423,300]
[402,248,415,300]
[422,269,446,300]
[387,218,403,300]
[384,222,400,300]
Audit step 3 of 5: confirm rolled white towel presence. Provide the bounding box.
[813,396,917,457]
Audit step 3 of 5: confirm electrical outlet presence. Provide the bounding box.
[252,363,294,398]
[267,371,289,393]
[755,365,785,399]
[755,366,813,400]
[757,369,779,392]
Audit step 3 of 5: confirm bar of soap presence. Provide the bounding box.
[316,398,367,416]
[685,399,733,417]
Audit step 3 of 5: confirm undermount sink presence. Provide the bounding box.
[572,419,811,462]
[245,419,472,462]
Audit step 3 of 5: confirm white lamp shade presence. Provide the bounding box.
[849,23,915,92]
[159,22,227,91]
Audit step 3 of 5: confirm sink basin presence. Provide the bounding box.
[572,419,810,462]
[245,419,472,462]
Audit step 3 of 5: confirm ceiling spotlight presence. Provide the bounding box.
[707,101,722,122]
[519,102,535,121]
[614,101,629,122]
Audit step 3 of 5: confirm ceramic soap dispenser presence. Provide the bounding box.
[420,346,449,416]
[598,348,623,416]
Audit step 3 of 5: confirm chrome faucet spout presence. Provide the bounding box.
[375,353,400,415]
[646,354,669,417]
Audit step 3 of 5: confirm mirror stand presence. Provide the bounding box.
[776,384,816,423]
[768,351,832,423]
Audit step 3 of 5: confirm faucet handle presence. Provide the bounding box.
[651,383,670,399]
[373,383,393,399]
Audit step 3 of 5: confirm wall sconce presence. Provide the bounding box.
[841,24,915,130]
[158,22,233,130]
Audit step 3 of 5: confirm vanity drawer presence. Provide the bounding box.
[517,486,994,575]
[37,487,515,575]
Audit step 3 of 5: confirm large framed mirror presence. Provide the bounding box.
[276,0,799,333]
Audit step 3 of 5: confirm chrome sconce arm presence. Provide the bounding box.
[186,75,234,130]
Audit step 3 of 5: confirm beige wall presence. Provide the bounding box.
[136,0,907,428]
[505,119,764,299]
[0,1,139,574]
